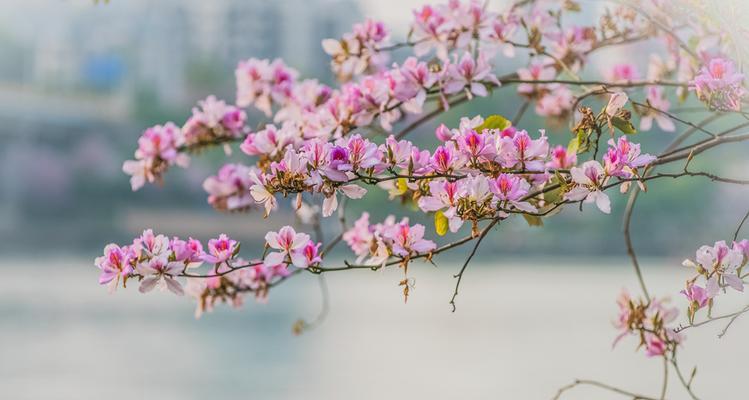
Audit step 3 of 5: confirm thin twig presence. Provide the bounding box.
[449,218,499,312]
[733,206,749,242]
[512,99,531,126]
[660,356,669,400]
[552,379,661,400]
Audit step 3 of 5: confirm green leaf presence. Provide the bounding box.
[476,114,511,131]
[573,128,591,154]
[566,136,579,154]
[546,174,565,204]
[522,214,543,227]
[435,210,449,236]
[611,116,637,135]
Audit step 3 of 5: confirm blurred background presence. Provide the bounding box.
[1,0,748,398]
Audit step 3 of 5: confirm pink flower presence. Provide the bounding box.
[733,239,749,262]
[291,241,323,269]
[516,62,555,95]
[240,124,299,158]
[249,171,277,217]
[380,136,415,169]
[535,86,573,117]
[170,237,204,266]
[482,11,519,57]
[353,18,389,45]
[95,244,135,293]
[322,184,367,217]
[644,334,667,357]
[136,256,184,295]
[565,160,610,214]
[549,26,595,63]
[411,5,451,60]
[602,147,627,178]
[691,57,745,111]
[683,241,744,298]
[264,226,310,267]
[462,174,493,204]
[331,134,382,173]
[443,52,499,98]
[490,174,536,212]
[547,145,577,169]
[430,142,464,174]
[123,123,190,191]
[499,129,549,171]
[386,221,436,257]
[202,234,238,265]
[681,283,709,310]
[456,128,495,161]
[605,136,656,179]
[393,57,437,114]
[182,96,246,144]
[134,123,183,162]
[435,123,454,141]
[134,229,170,258]
[322,19,390,81]
[605,63,639,82]
[613,290,681,356]
[417,179,464,232]
[202,163,257,211]
[236,58,298,116]
[270,146,308,176]
[343,213,375,259]
[640,86,675,132]
[122,159,149,191]
[605,92,629,117]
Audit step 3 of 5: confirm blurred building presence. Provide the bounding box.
[0,0,361,251]
[0,0,360,104]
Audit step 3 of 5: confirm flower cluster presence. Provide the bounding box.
[516,61,574,118]
[614,290,682,357]
[182,95,247,145]
[122,123,189,191]
[122,96,246,191]
[322,19,390,81]
[95,227,318,316]
[235,52,498,145]
[235,58,299,117]
[639,86,675,132]
[410,0,518,61]
[343,213,436,267]
[605,63,639,83]
[238,112,656,232]
[564,136,655,214]
[102,3,749,375]
[264,226,321,269]
[681,240,748,322]
[691,58,746,112]
[95,229,204,294]
[202,163,260,212]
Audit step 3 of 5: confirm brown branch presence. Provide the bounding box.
[502,78,688,88]
[733,206,749,242]
[450,218,499,312]
[553,379,661,400]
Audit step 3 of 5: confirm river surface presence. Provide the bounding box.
[1,257,744,399]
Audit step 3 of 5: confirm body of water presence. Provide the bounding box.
[1,258,745,399]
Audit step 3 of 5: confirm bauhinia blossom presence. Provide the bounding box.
[264,226,311,267]
[613,290,681,357]
[691,57,746,112]
[122,123,189,191]
[682,240,745,299]
[564,160,610,214]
